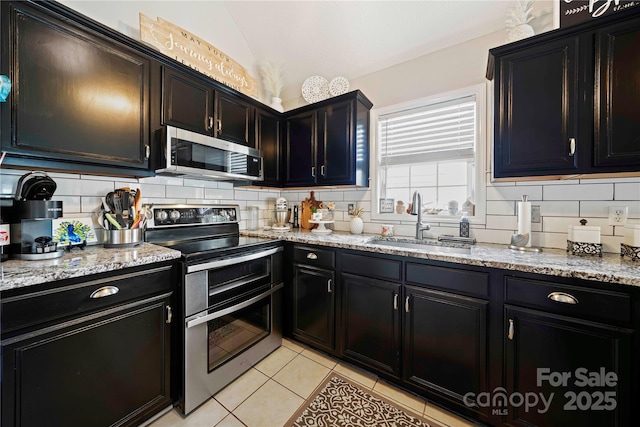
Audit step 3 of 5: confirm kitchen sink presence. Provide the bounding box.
[368,239,471,255]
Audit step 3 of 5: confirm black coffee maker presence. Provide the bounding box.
[5,171,64,260]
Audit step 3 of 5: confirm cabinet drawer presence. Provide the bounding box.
[406,263,489,298]
[505,276,631,324]
[293,245,335,269]
[1,264,174,334]
[342,253,401,281]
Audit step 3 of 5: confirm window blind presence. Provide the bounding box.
[378,95,476,166]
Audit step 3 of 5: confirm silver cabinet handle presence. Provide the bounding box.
[306,252,318,260]
[311,166,316,178]
[166,305,172,324]
[145,144,150,159]
[90,286,119,299]
[207,116,214,131]
[405,296,410,313]
[508,319,514,340]
[321,165,326,176]
[217,119,222,133]
[327,279,332,293]
[569,138,576,156]
[393,293,398,310]
[548,292,579,304]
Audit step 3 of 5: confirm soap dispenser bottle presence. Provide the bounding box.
[459,211,470,238]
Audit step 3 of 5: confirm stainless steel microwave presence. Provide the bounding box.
[156,126,263,181]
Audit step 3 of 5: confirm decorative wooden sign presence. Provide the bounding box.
[560,0,640,28]
[139,14,258,98]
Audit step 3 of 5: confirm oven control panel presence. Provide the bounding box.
[146,204,239,228]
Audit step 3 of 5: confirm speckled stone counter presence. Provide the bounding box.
[242,229,640,287]
[0,243,181,292]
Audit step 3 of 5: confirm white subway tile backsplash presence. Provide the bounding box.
[56,196,82,213]
[544,216,613,235]
[538,201,579,217]
[533,232,567,250]
[205,188,234,200]
[166,185,204,199]
[486,200,515,215]
[138,175,184,186]
[579,201,638,218]
[486,215,518,230]
[543,183,613,201]
[183,178,219,188]
[614,182,640,200]
[473,229,513,245]
[486,185,542,201]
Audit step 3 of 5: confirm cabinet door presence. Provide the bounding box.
[341,273,401,377]
[256,109,281,186]
[594,16,640,169]
[285,111,316,186]
[292,264,334,352]
[317,100,353,185]
[162,66,213,135]
[1,2,151,173]
[216,92,254,147]
[504,306,631,427]
[494,36,584,178]
[1,297,172,427]
[404,285,488,411]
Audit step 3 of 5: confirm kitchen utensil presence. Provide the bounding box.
[112,193,127,229]
[14,171,57,201]
[104,213,123,230]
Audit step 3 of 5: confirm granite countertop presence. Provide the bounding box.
[0,243,181,292]
[242,229,640,287]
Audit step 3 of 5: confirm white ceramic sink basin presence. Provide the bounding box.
[368,239,471,255]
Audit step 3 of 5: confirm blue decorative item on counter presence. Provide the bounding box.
[0,75,11,102]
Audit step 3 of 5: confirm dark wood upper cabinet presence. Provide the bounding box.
[216,91,254,147]
[283,90,372,187]
[492,36,585,177]
[488,7,640,178]
[0,1,152,176]
[256,108,281,186]
[162,66,214,136]
[161,66,255,147]
[594,15,640,168]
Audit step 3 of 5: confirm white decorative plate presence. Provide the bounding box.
[329,76,350,96]
[301,76,329,103]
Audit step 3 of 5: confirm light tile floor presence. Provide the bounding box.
[149,338,479,427]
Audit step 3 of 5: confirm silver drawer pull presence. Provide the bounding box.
[569,138,576,156]
[90,286,119,299]
[508,319,514,340]
[547,292,579,305]
[327,279,332,293]
[405,296,410,313]
[306,252,318,260]
[393,293,398,310]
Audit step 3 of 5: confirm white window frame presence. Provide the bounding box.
[370,83,487,225]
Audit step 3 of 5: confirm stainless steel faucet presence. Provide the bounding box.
[410,191,431,239]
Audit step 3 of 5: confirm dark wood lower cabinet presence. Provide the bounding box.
[403,285,489,413]
[504,306,632,427]
[2,296,172,427]
[291,264,335,352]
[341,273,401,377]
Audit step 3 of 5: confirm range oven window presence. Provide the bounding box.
[207,295,270,372]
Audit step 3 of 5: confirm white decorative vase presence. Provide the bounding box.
[270,96,284,112]
[349,217,364,234]
[507,24,535,43]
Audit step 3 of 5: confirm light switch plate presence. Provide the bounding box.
[608,206,628,226]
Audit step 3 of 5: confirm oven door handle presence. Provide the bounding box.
[185,282,284,329]
[186,246,283,273]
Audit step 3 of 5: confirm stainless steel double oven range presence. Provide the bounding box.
[145,204,282,415]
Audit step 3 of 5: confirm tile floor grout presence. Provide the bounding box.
[150,338,477,427]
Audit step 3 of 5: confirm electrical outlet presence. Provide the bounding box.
[531,205,541,223]
[608,206,628,226]
[348,204,355,215]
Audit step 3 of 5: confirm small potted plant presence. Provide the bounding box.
[350,206,364,234]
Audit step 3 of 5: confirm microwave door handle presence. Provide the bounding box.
[186,282,284,329]
[186,246,283,273]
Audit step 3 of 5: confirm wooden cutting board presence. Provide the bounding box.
[300,191,322,230]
